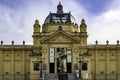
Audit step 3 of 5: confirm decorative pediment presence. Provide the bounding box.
[79,51,91,56]
[41,31,80,44]
[29,52,42,56]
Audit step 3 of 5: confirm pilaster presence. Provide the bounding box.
[55,48,57,73]
[117,45,120,79]
[95,46,99,79]
[11,46,15,80]
[22,46,25,79]
[0,47,3,80]
[106,47,109,79]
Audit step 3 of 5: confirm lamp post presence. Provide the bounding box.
[39,57,45,79]
[76,57,83,79]
[40,58,42,78]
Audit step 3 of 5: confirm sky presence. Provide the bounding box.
[0,0,120,45]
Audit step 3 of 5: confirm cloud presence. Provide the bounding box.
[78,0,113,15]
[0,0,120,45]
[0,2,31,44]
[88,2,120,44]
[0,0,86,45]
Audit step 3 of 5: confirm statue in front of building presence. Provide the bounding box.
[57,47,67,73]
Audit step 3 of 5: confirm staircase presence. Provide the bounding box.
[44,73,58,80]
[68,73,77,80]
[44,73,77,80]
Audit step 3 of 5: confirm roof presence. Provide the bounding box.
[43,2,77,25]
[44,13,76,24]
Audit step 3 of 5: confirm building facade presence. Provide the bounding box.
[0,2,120,80]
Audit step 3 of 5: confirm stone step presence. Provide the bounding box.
[44,73,58,80]
[44,73,77,80]
[68,73,77,80]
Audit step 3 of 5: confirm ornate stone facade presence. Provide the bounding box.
[0,2,120,80]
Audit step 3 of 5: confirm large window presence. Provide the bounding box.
[34,63,39,71]
[66,48,72,63]
[82,63,87,70]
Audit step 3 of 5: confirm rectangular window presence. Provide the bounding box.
[34,63,39,71]
[82,63,87,70]
[66,48,72,63]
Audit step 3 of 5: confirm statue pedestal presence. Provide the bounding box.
[74,70,79,78]
[42,70,47,79]
[58,73,68,80]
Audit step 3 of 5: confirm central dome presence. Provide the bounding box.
[43,2,76,25]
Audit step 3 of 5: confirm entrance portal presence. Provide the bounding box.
[57,58,60,73]
[49,63,54,73]
[67,63,71,73]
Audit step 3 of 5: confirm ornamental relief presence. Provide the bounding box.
[41,31,80,43]
[74,36,80,40]
[109,51,117,60]
[98,51,105,60]
[46,35,72,43]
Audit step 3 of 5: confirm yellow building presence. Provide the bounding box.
[0,2,120,80]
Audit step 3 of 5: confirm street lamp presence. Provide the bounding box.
[39,57,45,79]
[76,57,83,79]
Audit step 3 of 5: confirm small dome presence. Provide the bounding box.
[35,19,39,24]
[81,19,85,24]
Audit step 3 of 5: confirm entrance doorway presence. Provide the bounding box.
[49,63,54,73]
[67,63,71,73]
[57,58,60,73]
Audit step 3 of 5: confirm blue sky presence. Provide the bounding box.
[78,0,113,14]
[0,0,120,45]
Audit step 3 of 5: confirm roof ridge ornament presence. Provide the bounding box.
[57,1,63,13]
[59,1,61,5]
[81,18,85,24]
